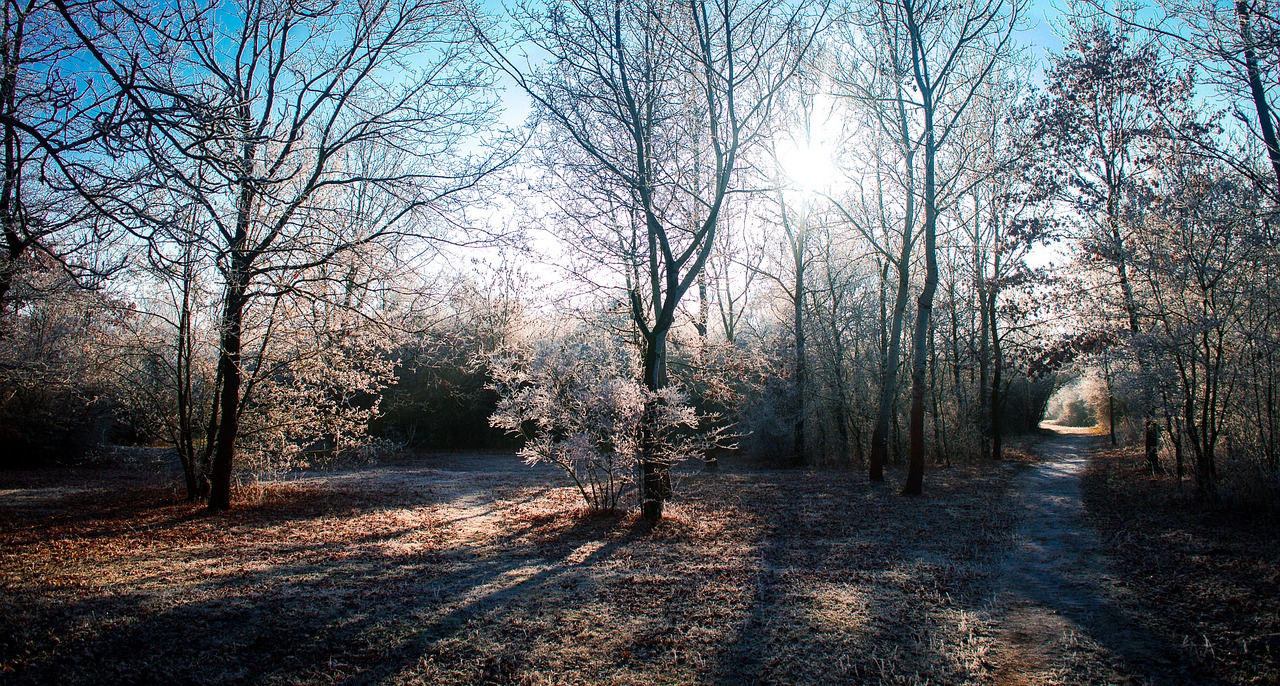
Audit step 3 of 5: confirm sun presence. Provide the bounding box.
[775,95,842,196]
[778,139,838,196]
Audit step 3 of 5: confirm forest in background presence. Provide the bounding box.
[1,0,1279,518]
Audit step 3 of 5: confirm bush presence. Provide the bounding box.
[0,281,126,465]
[487,332,718,512]
[1059,398,1096,427]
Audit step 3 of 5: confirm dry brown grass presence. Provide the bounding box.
[0,455,1020,685]
[1082,448,1280,685]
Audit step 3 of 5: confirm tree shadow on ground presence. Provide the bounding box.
[3,460,740,684]
[709,468,1016,685]
[1,448,1221,685]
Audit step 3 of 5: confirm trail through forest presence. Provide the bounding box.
[990,426,1195,685]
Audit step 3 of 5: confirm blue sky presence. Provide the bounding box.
[490,0,1073,126]
[1019,0,1068,84]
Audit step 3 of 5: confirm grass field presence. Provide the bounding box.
[1,439,1276,685]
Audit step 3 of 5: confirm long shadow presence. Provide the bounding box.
[8,448,1214,685]
[3,458,695,686]
[708,468,1015,684]
[345,514,653,684]
[700,448,1221,685]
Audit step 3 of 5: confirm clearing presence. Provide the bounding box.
[0,428,1275,684]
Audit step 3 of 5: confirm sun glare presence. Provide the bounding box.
[779,140,838,196]
[776,94,843,197]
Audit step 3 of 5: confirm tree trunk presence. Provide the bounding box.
[989,286,1002,461]
[1236,0,1280,196]
[176,259,200,500]
[1108,181,1161,473]
[1187,397,1213,497]
[696,272,718,472]
[870,263,910,481]
[1108,393,1117,445]
[978,257,990,457]
[207,139,257,511]
[1162,409,1183,489]
[640,328,671,521]
[793,241,806,467]
[207,169,254,511]
[870,91,918,483]
[904,122,938,496]
[207,265,247,512]
[870,196,915,481]
[930,319,945,466]
[1145,423,1160,473]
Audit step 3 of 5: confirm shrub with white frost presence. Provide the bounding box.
[487,332,717,512]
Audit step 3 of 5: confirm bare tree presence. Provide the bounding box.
[831,5,921,482]
[62,0,506,509]
[0,0,124,318]
[488,0,822,519]
[837,0,1022,491]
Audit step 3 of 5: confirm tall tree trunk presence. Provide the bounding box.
[1108,184,1161,473]
[207,269,247,512]
[870,173,915,481]
[207,166,254,511]
[793,237,806,467]
[176,257,200,500]
[904,121,938,496]
[197,364,221,499]
[977,247,990,457]
[1186,390,1213,497]
[869,87,918,482]
[988,286,1002,461]
[870,254,911,480]
[1236,0,1280,196]
[696,271,718,472]
[929,318,945,466]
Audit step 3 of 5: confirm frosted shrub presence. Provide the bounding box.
[487,334,713,512]
[237,325,397,478]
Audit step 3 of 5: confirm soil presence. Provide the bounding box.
[1,431,1276,685]
[988,426,1204,685]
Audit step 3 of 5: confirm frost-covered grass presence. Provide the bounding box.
[2,453,1019,685]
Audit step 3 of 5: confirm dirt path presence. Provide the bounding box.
[990,426,1194,685]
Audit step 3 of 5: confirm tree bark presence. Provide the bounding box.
[207,167,254,512]
[207,271,246,511]
[988,286,1002,461]
[904,119,938,496]
[640,328,671,521]
[1236,0,1280,196]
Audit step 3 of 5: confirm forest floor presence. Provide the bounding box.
[1080,439,1280,685]
[0,429,1276,685]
